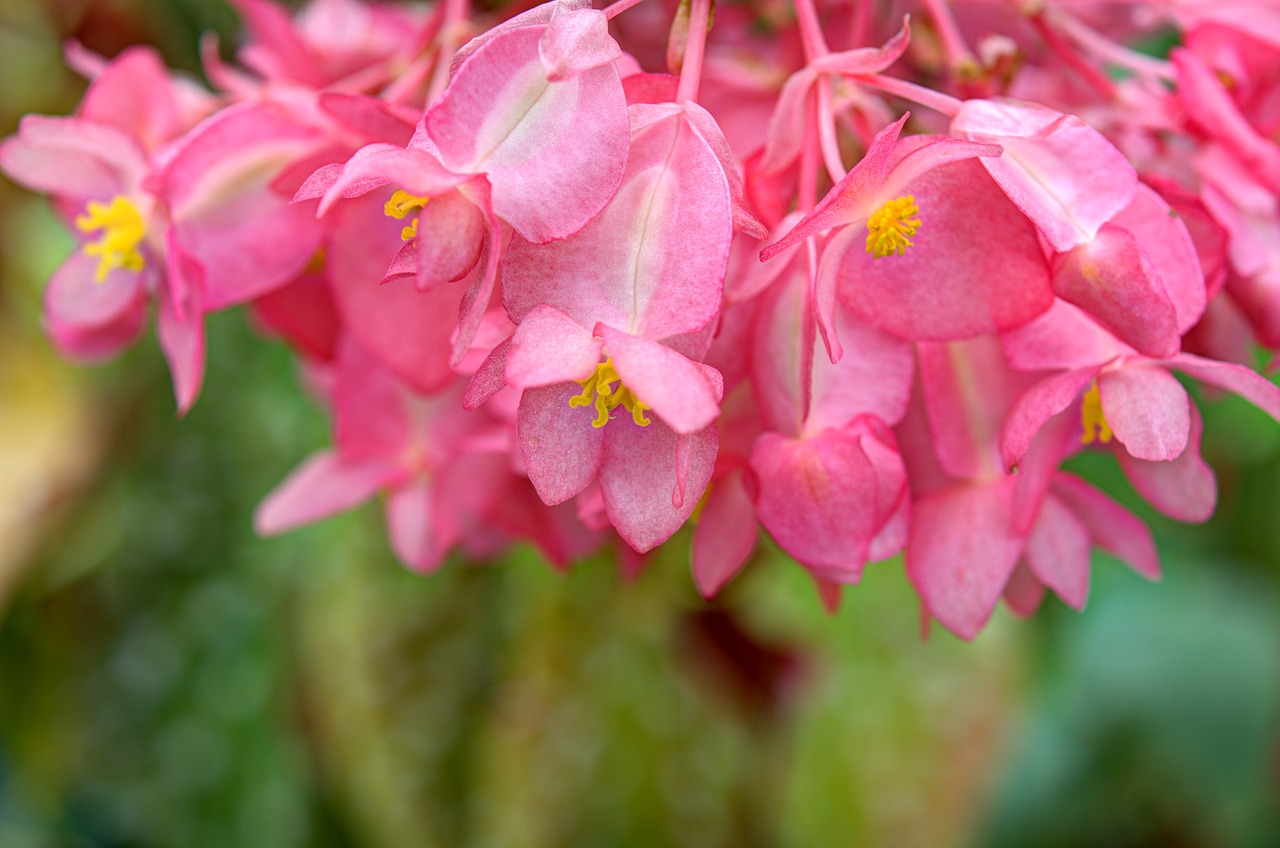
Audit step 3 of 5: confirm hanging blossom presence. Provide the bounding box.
[7,0,1280,639]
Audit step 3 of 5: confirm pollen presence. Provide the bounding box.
[865,195,921,259]
[75,196,146,282]
[1080,381,1113,445]
[568,358,651,429]
[384,189,430,241]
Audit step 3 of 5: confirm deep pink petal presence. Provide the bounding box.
[1052,224,1179,359]
[159,241,207,416]
[748,429,878,581]
[1098,364,1191,461]
[835,157,1054,341]
[414,188,485,288]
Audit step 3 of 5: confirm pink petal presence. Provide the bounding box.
[426,23,628,242]
[600,325,724,435]
[502,106,731,338]
[387,478,449,572]
[1116,404,1216,522]
[906,478,1024,641]
[835,156,1054,341]
[43,252,149,360]
[1050,473,1160,580]
[1024,492,1092,610]
[1098,364,1191,461]
[691,470,758,599]
[506,304,603,388]
[79,47,184,151]
[1001,299,1128,372]
[413,188,485,288]
[538,1,621,81]
[464,336,511,410]
[159,241,207,416]
[518,382,606,505]
[1168,353,1280,423]
[1052,224,1179,359]
[952,99,1138,252]
[0,116,143,200]
[599,418,717,552]
[1001,367,1098,471]
[1003,563,1046,617]
[1112,183,1206,334]
[748,429,879,581]
[255,450,399,534]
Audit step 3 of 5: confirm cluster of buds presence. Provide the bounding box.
[6,0,1280,639]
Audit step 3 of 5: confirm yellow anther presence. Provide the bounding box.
[75,196,146,282]
[865,195,922,259]
[384,190,430,241]
[568,358,651,429]
[1080,381,1113,445]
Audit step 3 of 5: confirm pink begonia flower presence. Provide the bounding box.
[763,114,1054,343]
[0,48,216,410]
[744,250,914,583]
[256,339,521,571]
[899,337,1160,639]
[496,102,749,551]
[1001,300,1280,521]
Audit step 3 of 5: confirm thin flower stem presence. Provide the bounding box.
[1051,10,1175,82]
[817,79,847,183]
[604,0,648,21]
[792,0,830,60]
[853,73,962,117]
[677,0,713,102]
[426,0,472,102]
[919,0,975,71]
[1029,13,1118,99]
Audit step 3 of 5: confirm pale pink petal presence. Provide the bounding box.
[600,418,716,552]
[506,305,603,388]
[600,325,724,435]
[426,23,628,242]
[1024,492,1092,610]
[691,470,757,599]
[952,99,1138,252]
[1001,299,1128,372]
[518,382,606,505]
[0,116,143,200]
[1098,364,1191,461]
[43,252,149,360]
[255,451,399,534]
[538,1,621,81]
[387,478,449,572]
[502,106,731,338]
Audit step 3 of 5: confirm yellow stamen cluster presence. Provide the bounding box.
[1080,382,1113,445]
[76,196,146,282]
[865,195,921,259]
[569,358,651,428]
[384,189,430,241]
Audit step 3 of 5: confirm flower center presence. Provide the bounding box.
[384,190,430,241]
[568,358,650,428]
[76,196,146,282]
[1080,382,1113,445]
[865,195,921,259]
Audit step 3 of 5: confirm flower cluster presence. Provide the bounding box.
[6,0,1280,639]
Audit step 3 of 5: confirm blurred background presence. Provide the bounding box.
[0,1,1279,846]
